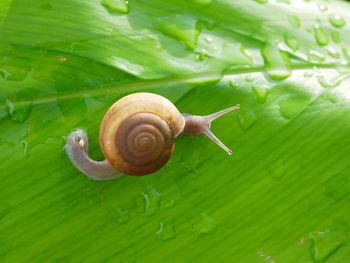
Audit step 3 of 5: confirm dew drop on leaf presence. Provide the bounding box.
[321,93,338,104]
[284,33,300,51]
[111,208,130,224]
[261,42,291,80]
[309,231,344,263]
[327,47,340,58]
[278,95,311,119]
[5,99,32,123]
[316,75,341,89]
[314,26,330,46]
[155,15,200,50]
[165,199,175,208]
[331,31,341,43]
[21,140,29,159]
[156,220,176,241]
[0,56,31,81]
[308,50,326,62]
[245,75,255,82]
[319,3,327,12]
[101,0,129,14]
[240,45,254,64]
[252,85,269,104]
[0,69,11,80]
[204,36,213,44]
[193,214,217,236]
[229,79,238,88]
[329,14,346,28]
[195,50,208,62]
[238,109,257,131]
[141,187,161,217]
[288,15,301,28]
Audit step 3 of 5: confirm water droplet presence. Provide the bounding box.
[111,208,130,224]
[0,202,10,221]
[156,220,176,241]
[329,14,346,28]
[319,3,327,12]
[141,187,161,217]
[238,109,257,131]
[245,75,255,82]
[255,0,268,3]
[5,99,32,123]
[315,26,330,46]
[308,50,326,62]
[0,69,11,79]
[165,199,175,208]
[321,93,338,104]
[316,75,341,88]
[278,95,311,119]
[309,231,344,263]
[284,33,300,51]
[155,15,200,50]
[288,15,301,28]
[195,50,208,62]
[327,47,340,58]
[261,43,291,80]
[331,31,341,43]
[101,0,129,14]
[193,214,217,236]
[204,36,213,43]
[252,85,269,104]
[1,56,31,81]
[229,79,238,88]
[342,47,350,62]
[21,140,29,158]
[240,45,254,63]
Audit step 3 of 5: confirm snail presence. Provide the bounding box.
[65,92,240,180]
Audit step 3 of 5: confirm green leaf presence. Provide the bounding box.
[1,0,350,262]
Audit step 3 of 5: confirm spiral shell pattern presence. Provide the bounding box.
[114,112,174,175]
[99,93,185,176]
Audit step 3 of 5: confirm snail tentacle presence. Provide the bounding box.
[182,104,240,155]
[65,129,124,181]
[202,127,233,155]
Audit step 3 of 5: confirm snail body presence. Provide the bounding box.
[66,92,239,180]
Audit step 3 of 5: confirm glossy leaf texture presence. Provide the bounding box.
[1,0,350,262]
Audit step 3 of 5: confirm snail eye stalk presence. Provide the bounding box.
[182,104,240,155]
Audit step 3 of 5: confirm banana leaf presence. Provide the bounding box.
[0,0,350,262]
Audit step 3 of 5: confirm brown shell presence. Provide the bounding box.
[99,92,185,176]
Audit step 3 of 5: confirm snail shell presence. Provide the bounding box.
[65,92,240,180]
[99,93,185,176]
